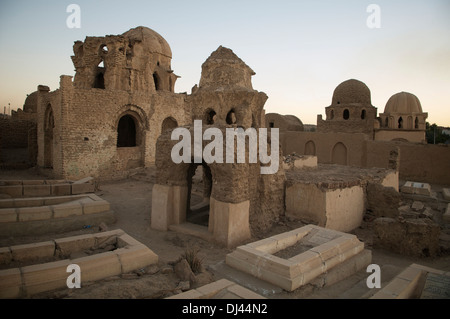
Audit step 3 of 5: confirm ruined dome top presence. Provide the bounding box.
[122,26,172,58]
[199,46,255,90]
[266,113,304,131]
[384,91,423,114]
[331,79,372,106]
[23,91,38,113]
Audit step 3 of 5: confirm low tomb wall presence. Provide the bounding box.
[0,194,114,236]
[0,229,158,298]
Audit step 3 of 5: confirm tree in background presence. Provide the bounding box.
[426,122,450,144]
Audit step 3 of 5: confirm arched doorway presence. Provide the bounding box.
[117,115,137,147]
[44,104,54,168]
[186,162,213,227]
[332,142,347,165]
[115,108,146,170]
[305,140,316,156]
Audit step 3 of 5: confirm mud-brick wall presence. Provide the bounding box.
[365,140,450,185]
[0,118,34,149]
[280,131,367,167]
[56,83,188,180]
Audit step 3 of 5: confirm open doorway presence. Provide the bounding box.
[186,162,212,227]
[44,104,54,168]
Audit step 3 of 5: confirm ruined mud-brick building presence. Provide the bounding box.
[0,91,39,168]
[151,45,285,247]
[276,79,450,184]
[34,27,188,179]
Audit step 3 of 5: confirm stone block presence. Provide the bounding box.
[95,229,124,247]
[227,284,266,299]
[166,289,203,299]
[115,244,158,273]
[195,279,234,298]
[17,206,52,221]
[13,198,44,208]
[51,184,72,196]
[82,200,110,214]
[11,241,55,262]
[23,185,51,197]
[0,185,22,197]
[2,180,22,186]
[22,180,44,185]
[117,233,142,248]
[73,177,94,184]
[52,202,83,218]
[72,251,122,282]
[0,247,12,264]
[44,179,68,185]
[21,259,71,296]
[443,203,450,224]
[209,197,251,248]
[0,199,12,208]
[0,268,22,298]
[443,188,450,201]
[0,208,17,222]
[71,183,95,195]
[55,234,97,257]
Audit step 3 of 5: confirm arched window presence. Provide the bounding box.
[385,117,389,128]
[205,109,216,125]
[398,117,403,129]
[226,109,236,125]
[361,109,366,120]
[94,72,105,89]
[117,115,137,147]
[94,60,105,89]
[343,109,350,120]
[415,117,419,129]
[153,72,161,91]
[161,117,178,133]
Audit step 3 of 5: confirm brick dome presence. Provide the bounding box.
[331,79,371,106]
[384,92,423,114]
[122,26,172,58]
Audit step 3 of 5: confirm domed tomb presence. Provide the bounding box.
[317,79,377,136]
[379,92,427,130]
[71,26,178,92]
[198,46,255,91]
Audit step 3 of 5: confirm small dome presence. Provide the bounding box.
[122,26,172,58]
[266,113,304,131]
[331,79,371,106]
[23,91,38,113]
[384,92,423,114]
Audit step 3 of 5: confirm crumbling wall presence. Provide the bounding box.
[373,217,441,258]
[365,140,450,185]
[37,76,187,180]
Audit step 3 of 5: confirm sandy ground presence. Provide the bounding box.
[0,166,449,299]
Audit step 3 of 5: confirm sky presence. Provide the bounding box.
[0,0,449,126]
